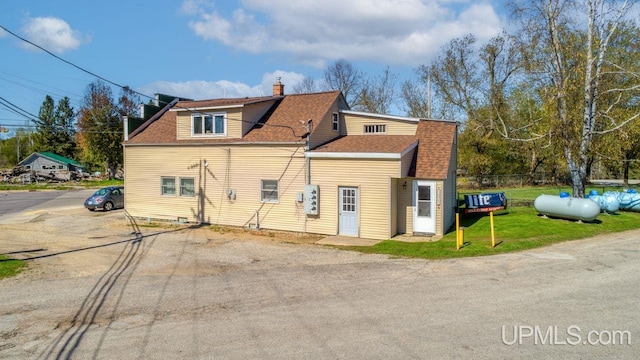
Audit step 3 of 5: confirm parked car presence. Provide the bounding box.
[84,186,124,211]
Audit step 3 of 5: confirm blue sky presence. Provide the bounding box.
[0,0,507,136]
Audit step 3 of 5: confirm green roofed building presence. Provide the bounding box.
[19,152,85,177]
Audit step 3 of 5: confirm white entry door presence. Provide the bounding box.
[339,187,358,236]
[413,180,436,234]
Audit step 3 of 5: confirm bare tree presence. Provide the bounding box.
[400,79,430,118]
[355,67,398,114]
[292,76,320,94]
[427,35,483,122]
[510,0,638,197]
[323,59,364,106]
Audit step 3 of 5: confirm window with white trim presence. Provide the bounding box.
[161,177,176,196]
[180,178,195,197]
[192,113,225,136]
[332,113,339,131]
[364,124,386,134]
[260,180,279,202]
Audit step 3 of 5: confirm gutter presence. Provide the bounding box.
[123,141,306,147]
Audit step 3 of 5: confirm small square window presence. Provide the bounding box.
[180,178,195,197]
[261,180,279,202]
[332,113,339,131]
[364,124,386,134]
[161,177,176,196]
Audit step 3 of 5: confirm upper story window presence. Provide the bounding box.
[364,124,387,134]
[332,113,339,131]
[192,113,225,136]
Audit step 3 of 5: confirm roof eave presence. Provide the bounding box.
[124,141,306,147]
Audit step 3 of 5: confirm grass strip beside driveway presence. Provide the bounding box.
[345,206,640,259]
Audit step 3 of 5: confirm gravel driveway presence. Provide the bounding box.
[0,207,639,359]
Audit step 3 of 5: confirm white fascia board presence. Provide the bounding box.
[306,152,401,159]
[400,141,419,157]
[169,104,245,112]
[340,110,420,123]
[124,141,305,147]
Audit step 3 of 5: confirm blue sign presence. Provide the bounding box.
[464,193,507,214]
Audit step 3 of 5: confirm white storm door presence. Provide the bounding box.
[339,187,358,236]
[413,180,436,234]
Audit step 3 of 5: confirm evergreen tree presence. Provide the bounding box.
[33,95,76,159]
[33,95,56,153]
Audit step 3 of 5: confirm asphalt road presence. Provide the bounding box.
[0,189,94,219]
[0,197,638,359]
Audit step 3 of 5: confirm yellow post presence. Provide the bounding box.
[490,211,496,248]
[455,212,460,250]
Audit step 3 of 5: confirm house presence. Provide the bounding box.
[19,152,85,180]
[123,80,457,240]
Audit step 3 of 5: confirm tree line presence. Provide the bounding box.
[1,0,637,193]
[299,0,640,196]
[0,80,139,179]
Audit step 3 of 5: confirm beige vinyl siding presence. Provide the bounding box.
[241,101,276,136]
[397,178,413,234]
[307,157,400,239]
[124,145,307,231]
[176,108,244,140]
[309,99,342,149]
[390,177,398,237]
[343,113,418,135]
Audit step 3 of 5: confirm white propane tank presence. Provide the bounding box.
[534,194,600,222]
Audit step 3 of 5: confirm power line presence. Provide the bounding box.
[0,96,40,123]
[0,24,306,138]
[0,25,131,96]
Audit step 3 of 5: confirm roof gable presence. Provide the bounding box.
[413,120,457,179]
[126,91,342,145]
[306,119,456,179]
[243,91,342,142]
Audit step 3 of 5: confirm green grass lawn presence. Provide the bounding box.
[348,185,640,259]
[459,185,634,205]
[350,207,640,259]
[0,255,26,279]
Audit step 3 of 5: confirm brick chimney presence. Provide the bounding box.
[273,77,285,96]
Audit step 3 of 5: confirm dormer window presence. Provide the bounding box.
[192,113,225,136]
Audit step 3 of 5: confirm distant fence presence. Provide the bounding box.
[458,173,560,189]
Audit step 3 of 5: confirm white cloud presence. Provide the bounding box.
[20,17,87,54]
[138,70,306,100]
[183,0,504,66]
[180,0,216,16]
[0,27,6,38]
